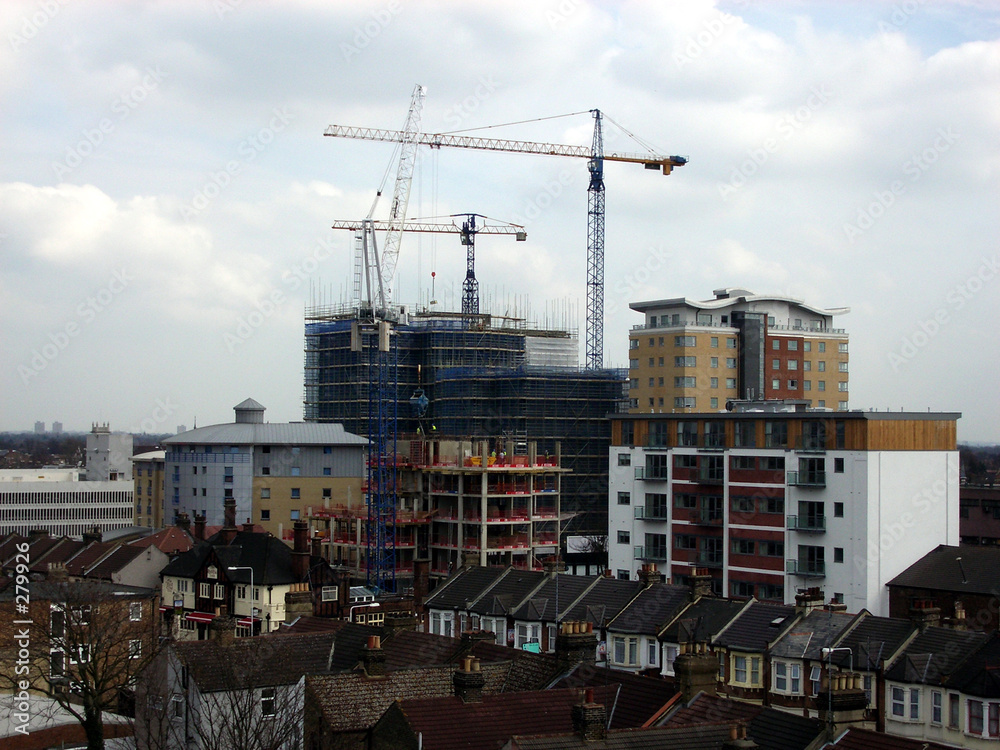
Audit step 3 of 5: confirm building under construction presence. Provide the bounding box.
[303,304,626,542]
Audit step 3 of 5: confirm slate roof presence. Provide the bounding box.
[831,727,958,750]
[308,662,512,733]
[278,615,349,634]
[550,663,679,729]
[162,421,366,447]
[562,578,645,627]
[27,537,85,573]
[129,526,194,555]
[511,573,599,622]
[508,724,734,749]
[606,583,690,635]
[389,685,620,750]
[173,631,339,691]
[661,692,826,750]
[0,533,29,567]
[769,609,856,661]
[65,541,118,576]
[0,579,153,602]
[941,631,1000,698]
[828,614,916,670]
[85,543,145,579]
[884,625,989,686]
[425,565,510,610]
[887,544,1000,596]
[469,569,547,617]
[659,598,748,643]
[160,530,302,586]
[713,602,798,651]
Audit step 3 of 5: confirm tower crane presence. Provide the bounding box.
[325,110,687,368]
[331,214,526,318]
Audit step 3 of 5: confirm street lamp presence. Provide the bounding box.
[821,646,853,734]
[228,566,256,626]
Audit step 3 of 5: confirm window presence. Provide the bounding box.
[949,694,960,728]
[617,569,630,580]
[674,493,697,509]
[818,342,826,352]
[811,665,822,695]
[771,379,780,390]
[674,397,696,408]
[788,360,798,370]
[804,361,812,371]
[261,687,276,718]
[214,584,224,600]
[617,530,630,544]
[732,539,755,555]
[647,639,658,665]
[764,421,788,448]
[818,381,826,391]
[618,491,631,505]
[290,509,300,520]
[838,381,848,392]
[834,548,844,563]
[649,357,655,367]
[710,397,719,409]
[838,361,849,372]
[804,341,812,352]
[772,340,781,350]
[323,467,332,476]
[261,509,270,521]
[772,359,781,370]
[990,703,1000,737]
[674,376,697,388]
[649,378,655,388]
[262,466,270,475]
[674,454,698,469]
[50,650,64,677]
[711,337,719,348]
[51,609,65,638]
[932,691,943,725]
[130,602,143,621]
[618,453,631,466]
[664,645,679,675]
[612,636,639,666]
[710,377,719,389]
[675,335,696,347]
[711,357,719,368]
[674,534,697,550]
[199,583,210,598]
[818,361,826,372]
[788,340,798,351]
[629,358,639,369]
[774,661,801,693]
[804,381,811,391]
[759,540,784,557]
[734,421,755,447]
[177,579,189,593]
[731,495,754,513]
[129,639,142,660]
[291,488,300,499]
[727,338,736,349]
[321,586,338,602]
[675,356,696,367]
[726,358,737,368]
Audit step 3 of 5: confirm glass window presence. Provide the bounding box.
[710,337,719,348]
[711,357,719,368]
[618,453,631,466]
[291,488,300,499]
[932,691,942,724]
[618,491,630,505]
[969,700,983,734]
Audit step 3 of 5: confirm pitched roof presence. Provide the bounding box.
[887,544,1000,596]
[562,578,645,627]
[159,530,302,586]
[65,541,117,576]
[85,543,145,579]
[713,602,797,651]
[658,598,748,642]
[390,685,620,750]
[606,583,690,634]
[828,614,916,670]
[0,533,30,567]
[945,631,1000,699]
[551,664,679,729]
[173,631,339,691]
[661,693,825,750]
[469,569,547,616]
[511,573,599,622]
[425,566,510,610]
[129,526,194,555]
[307,662,511,733]
[507,724,734,750]
[769,610,856,661]
[161,421,366,446]
[884,625,989,685]
[26,537,85,573]
[831,727,958,750]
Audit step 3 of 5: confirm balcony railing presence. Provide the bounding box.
[635,507,669,521]
[787,515,826,532]
[787,471,826,487]
[786,559,826,577]
[634,546,669,562]
[696,551,724,568]
[795,436,827,453]
[694,507,724,525]
[699,435,727,451]
[636,467,668,481]
[697,467,725,485]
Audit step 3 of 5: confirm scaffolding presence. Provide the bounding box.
[304,306,626,539]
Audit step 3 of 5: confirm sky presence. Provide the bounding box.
[1,0,998,442]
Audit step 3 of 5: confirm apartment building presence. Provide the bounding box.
[606,402,961,615]
[628,288,849,413]
[132,450,165,528]
[161,398,366,541]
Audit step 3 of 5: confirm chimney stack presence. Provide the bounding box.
[47,562,68,582]
[175,513,191,533]
[674,640,719,702]
[555,620,597,672]
[82,526,103,545]
[220,498,238,544]
[571,688,607,741]
[284,582,313,623]
[909,598,941,631]
[193,514,206,541]
[362,635,386,677]
[638,563,662,587]
[952,601,967,631]
[453,656,484,703]
[292,520,310,580]
[689,567,712,601]
[794,587,825,615]
[209,605,236,646]
[311,532,323,560]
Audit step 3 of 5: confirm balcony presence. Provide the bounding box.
[795,436,827,453]
[787,471,826,487]
[787,515,826,532]
[635,507,669,521]
[635,467,668,481]
[633,546,669,562]
[699,436,727,451]
[786,560,826,577]
[697,467,725,485]
[696,551,724,568]
[694,507,724,526]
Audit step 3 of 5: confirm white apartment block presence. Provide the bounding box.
[606,402,961,616]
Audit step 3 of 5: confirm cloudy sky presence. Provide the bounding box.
[2,0,998,442]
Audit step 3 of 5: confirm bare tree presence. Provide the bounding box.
[1,579,161,750]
